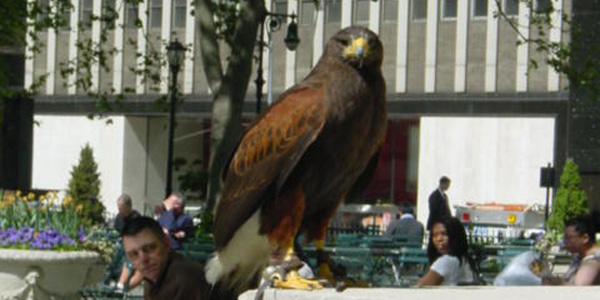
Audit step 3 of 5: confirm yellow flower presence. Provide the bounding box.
[40,206,47,213]
[28,192,35,200]
[15,190,21,197]
[76,204,84,213]
[7,195,15,204]
[63,196,73,206]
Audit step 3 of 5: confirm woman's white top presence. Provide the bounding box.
[430,254,474,285]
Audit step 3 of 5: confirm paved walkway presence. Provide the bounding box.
[240,286,600,300]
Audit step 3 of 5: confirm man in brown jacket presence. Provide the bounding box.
[122,216,208,299]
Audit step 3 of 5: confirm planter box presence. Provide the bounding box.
[0,249,104,299]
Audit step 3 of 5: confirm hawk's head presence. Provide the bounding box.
[326,26,383,70]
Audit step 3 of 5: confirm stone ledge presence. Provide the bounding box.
[240,286,600,300]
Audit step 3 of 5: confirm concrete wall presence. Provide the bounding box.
[31,116,125,214]
[416,117,555,224]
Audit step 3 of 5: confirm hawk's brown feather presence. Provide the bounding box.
[213,85,327,249]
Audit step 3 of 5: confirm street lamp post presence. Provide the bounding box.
[255,11,300,115]
[165,39,185,198]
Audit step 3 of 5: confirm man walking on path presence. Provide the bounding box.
[426,176,452,231]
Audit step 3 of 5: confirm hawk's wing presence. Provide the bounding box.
[213,85,328,249]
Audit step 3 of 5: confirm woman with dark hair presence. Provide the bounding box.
[418,216,474,286]
[543,215,600,285]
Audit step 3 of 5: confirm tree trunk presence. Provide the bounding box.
[198,0,266,215]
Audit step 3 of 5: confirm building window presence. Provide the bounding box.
[354,0,369,25]
[273,0,287,15]
[58,0,71,30]
[126,3,138,28]
[36,0,50,23]
[442,0,457,19]
[150,0,162,28]
[326,0,341,23]
[412,0,427,21]
[103,0,116,30]
[300,0,315,25]
[472,0,488,18]
[173,0,186,28]
[503,0,519,16]
[383,0,398,23]
[535,0,552,13]
[80,0,94,27]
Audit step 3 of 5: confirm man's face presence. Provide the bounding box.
[123,228,170,283]
[117,202,131,216]
[171,199,183,216]
[563,225,588,255]
[441,181,451,191]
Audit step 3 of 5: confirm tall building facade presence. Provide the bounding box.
[27,0,587,220]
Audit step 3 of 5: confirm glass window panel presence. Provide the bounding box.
[327,0,341,23]
[412,0,427,21]
[504,0,519,16]
[354,0,369,24]
[103,0,116,30]
[443,0,457,19]
[37,0,50,22]
[473,0,488,18]
[273,0,287,15]
[173,0,186,28]
[80,0,94,26]
[535,0,552,13]
[150,0,162,28]
[58,0,71,30]
[300,0,315,25]
[383,0,398,22]
[126,4,138,28]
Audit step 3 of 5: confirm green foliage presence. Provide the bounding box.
[547,159,588,233]
[66,144,105,225]
[494,0,599,101]
[174,157,208,202]
[80,226,119,264]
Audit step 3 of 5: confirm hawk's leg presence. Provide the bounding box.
[272,240,323,290]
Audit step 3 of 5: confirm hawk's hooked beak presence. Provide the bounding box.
[344,37,369,62]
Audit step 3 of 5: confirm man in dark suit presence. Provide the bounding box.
[426,176,452,231]
[385,205,424,240]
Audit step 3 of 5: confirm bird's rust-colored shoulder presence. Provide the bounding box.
[213,85,328,249]
[230,86,326,178]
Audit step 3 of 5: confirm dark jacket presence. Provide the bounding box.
[158,210,194,250]
[426,189,451,230]
[144,252,208,300]
[114,210,141,234]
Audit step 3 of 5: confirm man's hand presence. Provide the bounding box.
[174,231,186,239]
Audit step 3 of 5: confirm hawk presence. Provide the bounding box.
[206,26,387,296]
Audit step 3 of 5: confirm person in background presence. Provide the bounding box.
[122,216,208,299]
[115,194,141,234]
[543,215,600,285]
[427,176,452,231]
[113,194,143,291]
[418,216,474,286]
[157,193,194,250]
[385,205,424,241]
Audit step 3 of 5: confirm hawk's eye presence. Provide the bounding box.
[337,38,349,47]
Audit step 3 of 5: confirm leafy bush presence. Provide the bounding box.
[547,159,589,233]
[66,143,105,225]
